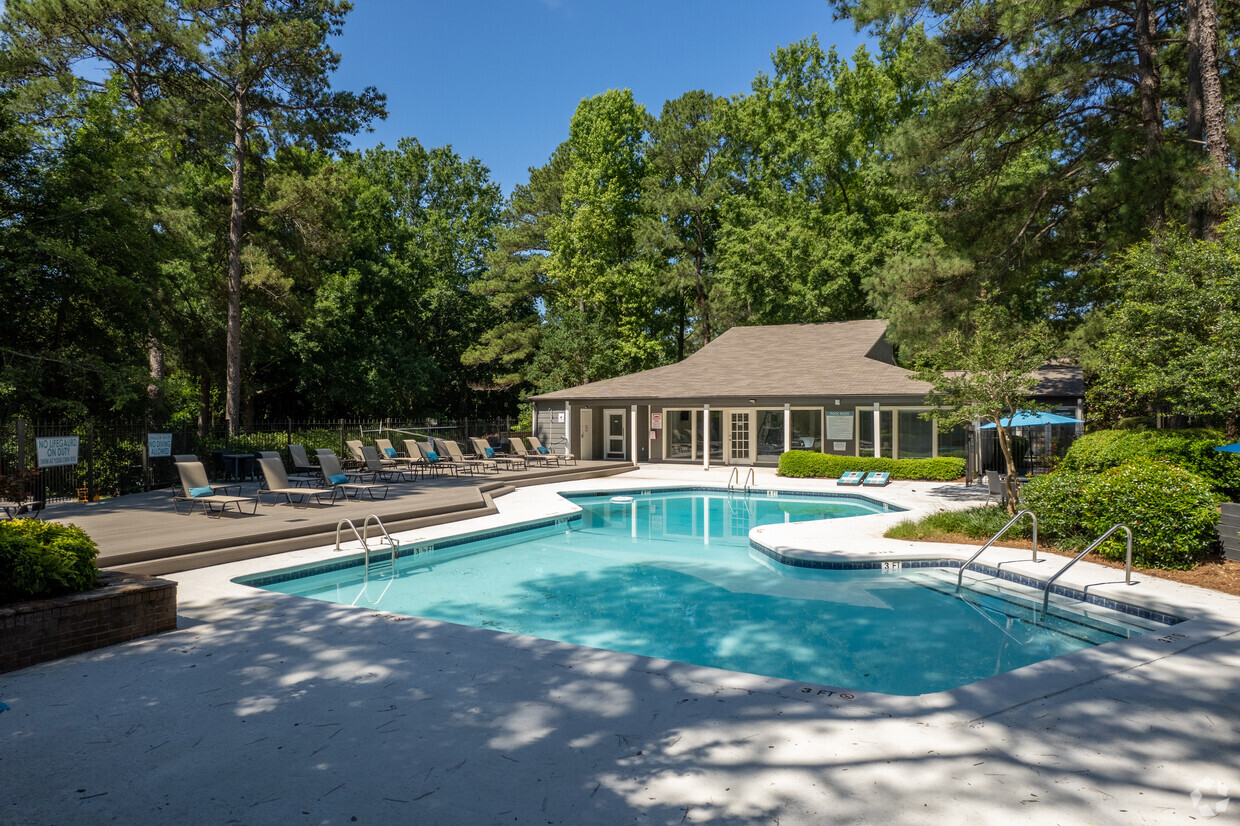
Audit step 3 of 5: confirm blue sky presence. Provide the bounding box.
[330,1,869,194]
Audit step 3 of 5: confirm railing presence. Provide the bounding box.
[1040,524,1133,615]
[956,510,1039,591]
[726,467,756,492]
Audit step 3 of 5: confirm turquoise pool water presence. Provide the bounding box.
[245,489,1163,695]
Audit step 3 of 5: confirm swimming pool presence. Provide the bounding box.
[241,488,1174,696]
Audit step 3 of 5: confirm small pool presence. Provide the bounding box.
[240,488,1175,696]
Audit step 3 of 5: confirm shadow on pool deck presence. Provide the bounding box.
[2,579,1237,824]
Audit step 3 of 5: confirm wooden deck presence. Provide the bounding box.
[40,461,632,576]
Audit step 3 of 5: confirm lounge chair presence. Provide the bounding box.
[527,435,575,465]
[984,470,1016,506]
[172,453,198,464]
[172,461,258,517]
[288,444,320,478]
[360,445,413,482]
[376,437,424,477]
[470,437,524,471]
[508,437,555,467]
[836,471,865,486]
[862,471,891,487]
[442,439,497,474]
[318,452,390,500]
[256,457,338,507]
[404,440,452,477]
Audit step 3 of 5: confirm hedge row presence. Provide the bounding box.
[778,450,965,481]
[0,520,99,604]
[1060,428,1240,499]
[1022,461,1221,569]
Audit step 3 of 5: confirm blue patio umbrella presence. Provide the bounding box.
[1213,443,1240,454]
[978,411,1083,428]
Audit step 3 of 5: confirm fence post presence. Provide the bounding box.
[16,417,26,473]
[287,417,293,448]
[87,421,95,499]
[142,430,151,492]
[339,419,345,456]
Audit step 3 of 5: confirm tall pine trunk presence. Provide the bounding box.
[1187,0,1231,238]
[1133,0,1166,227]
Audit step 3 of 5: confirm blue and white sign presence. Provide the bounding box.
[36,436,80,468]
[148,433,173,458]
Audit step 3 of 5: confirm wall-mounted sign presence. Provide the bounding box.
[825,411,854,440]
[555,412,565,423]
[650,412,663,430]
[833,441,847,451]
[36,436,80,468]
[148,433,172,458]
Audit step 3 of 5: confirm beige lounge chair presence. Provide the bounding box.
[360,445,413,482]
[376,437,423,477]
[256,457,338,507]
[172,461,258,517]
[508,437,554,467]
[527,435,575,466]
[172,453,198,464]
[442,439,497,474]
[318,452,390,500]
[470,437,524,471]
[407,440,457,477]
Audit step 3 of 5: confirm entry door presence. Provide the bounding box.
[579,413,593,461]
[604,408,626,459]
[728,411,753,465]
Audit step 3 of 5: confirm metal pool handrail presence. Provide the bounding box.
[1040,524,1133,616]
[956,510,1039,591]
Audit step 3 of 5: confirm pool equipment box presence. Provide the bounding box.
[1219,503,1240,562]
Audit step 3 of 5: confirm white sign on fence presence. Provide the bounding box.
[36,436,80,468]
[148,433,173,458]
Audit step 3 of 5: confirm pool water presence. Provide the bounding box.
[246,489,1165,696]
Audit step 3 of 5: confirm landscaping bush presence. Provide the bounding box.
[1060,428,1240,499]
[778,450,965,481]
[0,521,99,604]
[887,506,1024,542]
[1023,461,1220,569]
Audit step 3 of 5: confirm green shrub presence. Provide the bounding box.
[1024,461,1220,569]
[1061,428,1240,499]
[0,521,99,603]
[778,450,965,481]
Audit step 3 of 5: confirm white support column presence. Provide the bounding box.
[783,403,791,454]
[702,404,710,470]
[630,404,638,466]
[564,401,572,458]
[872,402,881,458]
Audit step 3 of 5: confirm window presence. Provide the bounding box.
[666,410,694,459]
[755,410,784,462]
[790,410,822,451]
[857,409,893,458]
[898,411,934,459]
[937,424,967,459]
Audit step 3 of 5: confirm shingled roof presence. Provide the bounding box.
[529,320,934,401]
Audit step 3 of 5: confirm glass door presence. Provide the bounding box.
[604,408,626,459]
[728,411,753,464]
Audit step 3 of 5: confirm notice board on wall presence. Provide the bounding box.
[825,412,854,441]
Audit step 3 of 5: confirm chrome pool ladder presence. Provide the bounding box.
[956,510,1039,591]
[727,467,755,493]
[335,513,398,573]
[1040,523,1133,616]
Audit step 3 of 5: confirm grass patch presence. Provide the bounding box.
[886,506,1027,543]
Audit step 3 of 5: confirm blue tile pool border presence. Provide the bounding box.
[748,540,1186,626]
[236,514,582,588]
[562,486,905,513]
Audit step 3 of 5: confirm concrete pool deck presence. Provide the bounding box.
[2,466,1239,824]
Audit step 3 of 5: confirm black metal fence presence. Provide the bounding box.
[976,424,1080,478]
[0,416,519,504]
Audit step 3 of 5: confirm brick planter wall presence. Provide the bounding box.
[0,571,177,674]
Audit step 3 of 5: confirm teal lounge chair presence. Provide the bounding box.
[836,471,865,486]
[862,471,891,487]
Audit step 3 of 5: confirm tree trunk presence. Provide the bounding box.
[225,73,246,437]
[1133,0,1166,227]
[1190,0,1231,238]
[197,373,211,438]
[996,422,1020,514]
[147,336,165,410]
